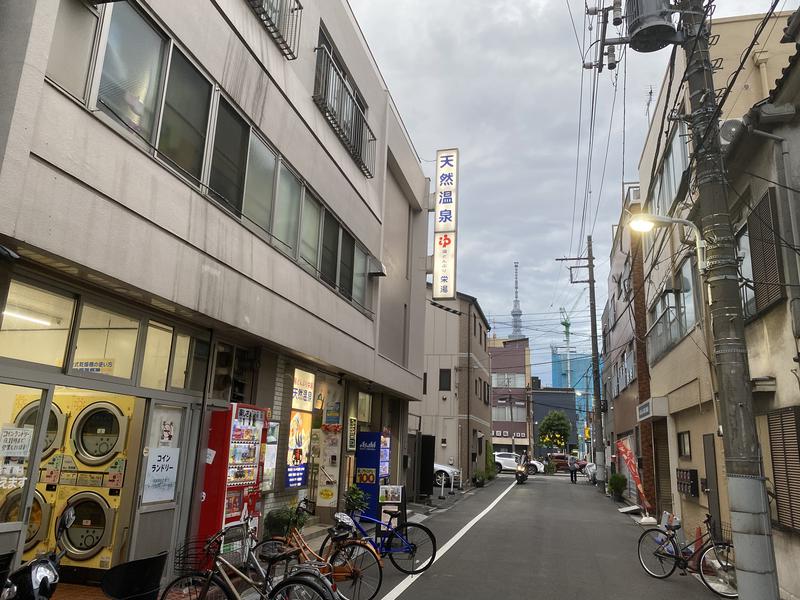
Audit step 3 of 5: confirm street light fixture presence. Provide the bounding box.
[627,211,706,272]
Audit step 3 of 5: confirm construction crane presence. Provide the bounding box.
[559,289,586,387]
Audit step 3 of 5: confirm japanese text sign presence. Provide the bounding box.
[0,427,33,458]
[142,447,180,503]
[292,368,315,412]
[433,148,459,299]
[433,232,456,299]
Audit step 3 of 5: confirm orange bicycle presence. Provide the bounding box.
[254,499,383,600]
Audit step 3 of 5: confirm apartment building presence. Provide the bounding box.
[0,0,429,585]
[490,337,531,455]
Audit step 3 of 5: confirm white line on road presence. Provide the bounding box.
[380,480,517,600]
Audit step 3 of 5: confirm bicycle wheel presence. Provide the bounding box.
[269,573,332,600]
[329,540,383,600]
[699,543,738,598]
[386,523,437,574]
[637,528,679,579]
[253,539,301,581]
[160,572,235,600]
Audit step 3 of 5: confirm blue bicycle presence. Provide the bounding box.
[318,508,437,575]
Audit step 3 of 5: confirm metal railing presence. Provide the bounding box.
[313,46,376,178]
[247,0,303,60]
[646,307,685,363]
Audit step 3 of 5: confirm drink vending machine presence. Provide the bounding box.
[198,403,266,541]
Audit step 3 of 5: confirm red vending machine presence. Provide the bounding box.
[198,403,266,541]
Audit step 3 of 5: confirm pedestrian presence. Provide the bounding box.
[568,455,578,483]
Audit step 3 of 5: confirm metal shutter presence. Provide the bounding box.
[768,407,800,531]
[653,419,673,514]
[747,188,785,312]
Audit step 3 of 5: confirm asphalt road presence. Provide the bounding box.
[376,473,718,600]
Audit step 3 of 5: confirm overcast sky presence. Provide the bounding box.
[349,0,799,384]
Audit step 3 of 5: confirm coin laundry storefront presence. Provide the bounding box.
[0,271,209,584]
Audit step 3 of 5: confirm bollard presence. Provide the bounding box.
[448,474,455,495]
[438,475,446,500]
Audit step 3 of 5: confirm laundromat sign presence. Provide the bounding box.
[0,427,33,457]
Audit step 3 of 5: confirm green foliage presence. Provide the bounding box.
[344,485,369,513]
[538,411,572,450]
[474,470,486,487]
[485,440,496,480]
[608,473,628,496]
[264,503,308,538]
[544,461,557,475]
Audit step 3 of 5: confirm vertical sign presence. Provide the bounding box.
[433,148,459,299]
[287,368,315,488]
[355,432,381,519]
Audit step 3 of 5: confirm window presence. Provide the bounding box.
[768,407,800,531]
[0,281,76,367]
[677,431,691,458]
[473,314,476,335]
[491,372,526,388]
[423,372,427,395]
[475,379,478,395]
[98,2,165,139]
[273,164,302,253]
[297,193,322,271]
[209,98,249,212]
[678,259,696,330]
[439,368,451,392]
[320,212,339,286]
[47,0,98,100]
[512,403,527,422]
[170,333,209,391]
[338,230,355,299]
[736,226,756,317]
[157,50,211,179]
[492,405,511,422]
[243,135,277,233]
[73,304,140,379]
[747,189,785,313]
[353,246,368,307]
[140,321,172,389]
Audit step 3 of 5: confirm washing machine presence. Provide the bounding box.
[52,392,142,578]
[0,489,52,556]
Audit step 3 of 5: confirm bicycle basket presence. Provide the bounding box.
[219,524,248,568]
[173,538,216,574]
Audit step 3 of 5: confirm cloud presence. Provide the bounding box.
[349,0,799,383]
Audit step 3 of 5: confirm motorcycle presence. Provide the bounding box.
[515,462,528,484]
[5,505,75,600]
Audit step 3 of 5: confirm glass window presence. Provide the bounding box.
[47,0,98,99]
[677,431,691,458]
[512,403,527,422]
[299,194,321,271]
[0,281,75,367]
[210,342,234,400]
[171,334,209,391]
[320,211,339,286]
[140,321,172,389]
[339,230,355,299]
[492,405,511,422]
[737,226,756,317]
[157,49,211,180]
[353,246,367,306]
[273,165,302,254]
[242,135,277,233]
[98,1,165,140]
[679,259,696,330]
[439,368,451,391]
[73,304,140,379]
[209,98,249,212]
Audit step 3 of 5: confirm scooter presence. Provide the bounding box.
[515,462,528,484]
[4,505,75,600]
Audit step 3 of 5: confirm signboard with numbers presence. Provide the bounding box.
[433,148,459,299]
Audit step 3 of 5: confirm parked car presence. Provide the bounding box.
[526,459,545,475]
[493,451,521,473]
[433,463,462,488]
[547,453,587,473]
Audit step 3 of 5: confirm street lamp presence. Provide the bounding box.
[627,211,706,272]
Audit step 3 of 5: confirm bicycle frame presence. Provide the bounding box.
[657,519,718,571]
[348,513,412,556]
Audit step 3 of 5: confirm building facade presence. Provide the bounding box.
[550,347,602,456]
[420,285,491,482]
[490,337,530,455]
[0,0,428,585]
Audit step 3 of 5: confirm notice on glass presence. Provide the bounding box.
[0,427,33,458]
[142,447,180,503]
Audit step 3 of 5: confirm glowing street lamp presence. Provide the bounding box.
[627,212,706,272]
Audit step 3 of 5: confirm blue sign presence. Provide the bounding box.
[355,432,381,519]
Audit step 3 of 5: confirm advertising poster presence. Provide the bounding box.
[261,422,279,493]
[142,446,180,503]
[355,432,381,518]
[286,410,312,488]
[292,369,315,412]
[316,429,342,507]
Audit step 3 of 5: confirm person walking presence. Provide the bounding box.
[568,455,578,484]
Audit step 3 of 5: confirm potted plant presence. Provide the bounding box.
[344,485,369,514]
[608,473,628,501]
[472,470,486,487]
[263,502,309,539]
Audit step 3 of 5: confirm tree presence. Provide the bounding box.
[538,411,571,451]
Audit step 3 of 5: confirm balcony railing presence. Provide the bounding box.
[646,307,686,364]
[247,0,303,60]
[313,47,377,178]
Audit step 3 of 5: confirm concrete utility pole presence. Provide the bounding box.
[679,2,779,596]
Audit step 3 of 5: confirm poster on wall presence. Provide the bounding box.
[316,378,343,507]
[142,446,180,503]
[286,410,312,488]
[262,431,278,492]
[292,369,315,412]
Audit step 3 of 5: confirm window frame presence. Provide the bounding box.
[677,430,691,459]
[438,368,451,392]
[46,0,103,103]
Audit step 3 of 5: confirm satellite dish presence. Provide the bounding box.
[720,119,744,143]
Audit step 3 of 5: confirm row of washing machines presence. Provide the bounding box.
[0,391,142,579]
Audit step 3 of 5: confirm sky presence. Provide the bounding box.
[348,0,799,384]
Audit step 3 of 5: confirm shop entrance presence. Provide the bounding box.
[0,381,54,570]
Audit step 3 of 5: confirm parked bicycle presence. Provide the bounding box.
[255,499,382,600]
[318,507,436,575]
[161,517,337,600]
[637,513,737,598]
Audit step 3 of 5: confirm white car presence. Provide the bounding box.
[433,463,462,487]
[526,459,545,475]
[493,452,520,473]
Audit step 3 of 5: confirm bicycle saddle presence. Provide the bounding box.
[665,522,682,531]
[260,546,302,567]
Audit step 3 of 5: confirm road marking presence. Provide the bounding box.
[380,480,517,600]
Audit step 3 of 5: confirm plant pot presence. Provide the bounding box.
[475,479,485,488]
[612,492,624,502]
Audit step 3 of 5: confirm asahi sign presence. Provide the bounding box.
[433,148,459,299]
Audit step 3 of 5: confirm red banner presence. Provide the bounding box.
[616,439,651,510]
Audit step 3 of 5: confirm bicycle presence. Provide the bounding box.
[161,518,337,600]
[318,508,436,575]
[254,499,383,600]
[637,513,737,598]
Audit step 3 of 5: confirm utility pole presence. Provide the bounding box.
[679,2,779,596]
[555,235,606,490]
